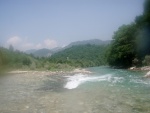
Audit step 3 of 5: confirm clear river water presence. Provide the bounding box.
[0,66,150,113]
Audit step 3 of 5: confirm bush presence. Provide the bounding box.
[22,57,31,66]
[142,55,150,66]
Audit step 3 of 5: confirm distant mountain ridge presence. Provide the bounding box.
[25,47,62,57]
[25,49,36,54]
[67,39,110,48]
[32,48,53,57]
[25,39,111,57]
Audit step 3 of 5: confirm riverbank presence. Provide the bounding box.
[7,68,92,76]
[129,66,150,78]
[129,66,150,71]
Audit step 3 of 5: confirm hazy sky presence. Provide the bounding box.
[0,0,144,51]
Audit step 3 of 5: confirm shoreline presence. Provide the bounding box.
[129,66,150,78]
[7,66,150,78]
[7,68,92,76]
[129,66,150,71]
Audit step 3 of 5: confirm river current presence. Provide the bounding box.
[0,66,150,113]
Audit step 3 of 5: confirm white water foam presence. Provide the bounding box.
[64,73,124,89]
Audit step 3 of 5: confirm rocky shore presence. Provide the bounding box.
[129,66,150,71]
[129,66,150,78]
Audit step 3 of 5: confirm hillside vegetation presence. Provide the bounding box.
[49,44,108,67]
[0,47,40,71]
[0,43,109,73]
[67,39,110,48]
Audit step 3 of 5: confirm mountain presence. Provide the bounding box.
[50,47,63,53]
[50,44,108,67]
[25,39,110,57]
[31,48,53,57]
[25,47,63,57]
[66,39,111,48]
[25,49,36,54]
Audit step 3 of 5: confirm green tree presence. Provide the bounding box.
[9,45,14,51]
[142,55,150,66]
[107,24,136,68]
[0,49,3,66]
[22,57,31,66]
[144,0,150,16]
[135,0,150,58]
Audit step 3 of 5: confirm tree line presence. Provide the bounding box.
[107,0,150,68]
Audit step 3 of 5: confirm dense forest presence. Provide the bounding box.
[107,0,150,68]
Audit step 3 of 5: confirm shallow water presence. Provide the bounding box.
[0,66,150,113]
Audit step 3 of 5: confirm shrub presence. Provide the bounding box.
[142,55,150,66]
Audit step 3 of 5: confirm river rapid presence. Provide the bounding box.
[0,66,150,113]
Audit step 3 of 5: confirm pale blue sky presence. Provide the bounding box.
[0,0,144,50]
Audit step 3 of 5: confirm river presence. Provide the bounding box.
[0,66,150,113]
